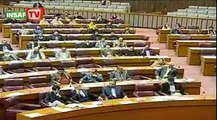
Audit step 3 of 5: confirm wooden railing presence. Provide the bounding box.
[0,5,216,29]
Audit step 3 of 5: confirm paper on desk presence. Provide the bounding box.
[25,113,45,118]
[66,104,98,108]
[52,107,72,112]
[77,68,89,72]
[6,92,24,97]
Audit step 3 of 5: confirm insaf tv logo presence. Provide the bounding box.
[26,8,45,21]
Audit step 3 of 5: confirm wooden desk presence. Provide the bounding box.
[201,56,216,76]
[19,34,149,49]
[158,29,208,43]
[167,34,216,49]
[10,28,136,44]
[3,23,129,38]
[0,56,171,69]
[175,40,216,57]
[0,66,184,83]
[0,47,160,58]
[17,95,214,120]
[187,47,216,65]
[37,40,150,48]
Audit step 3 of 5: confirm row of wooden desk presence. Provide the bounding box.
[0,56,171,68]
[0,47,160,58]
[0,66,184,84]
[19,34,149,49]
[175,40,216,57]
[10,28,136,44]
[17,95,215,120]
[3,23,129,38]
[158,29,211,43]
[0,79,202,120]
[187,47,216,65]
[167,34,216,49]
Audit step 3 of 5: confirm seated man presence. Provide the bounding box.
[101,80,128,100]
[90,31,102,40]
[51,70,75,85]
[95,38,107,48]
[80,69,104,83]
[68,18,78,25]
[123,27,131,34]
[26,47,46,60]
[33,25,44,35]
[109,32,119,40]
[161,76,185,95]
[171,23,183,34]
[39,17,50,25]
[0,40,13,51]
[109,66,131,81]
[33,33,47,41]
[101,45,115,57]
[2,50,22,61]
[50,16,64,25]
[156,62,178,80]
[162,24,171,30]
[55,47,71,59]
[70,84,99,103]
[49,31,65,41]
[44,85,71,107]
[124,46,139,56]
[105,22,115,29]
[208,26,216,35]
[113,37,127,47]
[141,44,156,56]
[96,14,108,24]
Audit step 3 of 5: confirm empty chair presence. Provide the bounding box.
[167,12,177,16]
[208,7,216,10]
[187,13,198,18]
[61,3,69,6]
[77,58,101,68]
[98,5,108,8]
[117,6,128,9]
[74,7,84,10]
[197,10,208,15]
[4,96,42,120]
[176,12,187,17]
[28,76,52,88]
[198,14,209,18]
[187,9,197,13]
[83,8,94,11]
[74,1,83,3]
[108,5,117,9]
[88,4,98,8]
[134,41,148,47]
[82,1,92,4]
[2,78,27,92]
[133,83,162,97]
[7,62,32,73]
[198,6,208,10]
[46,43,60,48]
[33,62,57,71]
[92,1,101,4]
[79,4,88,7]
[75,50,91,57]
[111,2,121,5]
[128,70,152,80]
[120,3,130,6]
[208,15,216,19]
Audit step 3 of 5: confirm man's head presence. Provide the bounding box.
[144,44,150,49]
[2,40,8,45]
[52,85,61,94]
[36,25,40,29]
[116,66,124,72]
[111,31,115,35]
[61,47,67,52]
[105,45,110,49]
[158,58,165,65]
[101,37,105,42]
[54,31,59,35]
[108,22,112,25]
[118,37,123,42]
[94,31,99,35]
[167,62,174,68]
[74,13,78,17]
[129,46,134,51]
[167,76,175,85]
[109,80,116,87]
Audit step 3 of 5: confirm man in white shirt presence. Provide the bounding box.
[26,47,46,60]
[95,38,107,48]
[156,62,178,80]
[2,50,22,61]
[55,47,71,59]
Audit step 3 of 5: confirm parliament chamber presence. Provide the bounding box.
[0,0,216,120]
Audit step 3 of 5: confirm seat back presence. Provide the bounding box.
[28,76,49,84]
[4,78,24,86]
[4,96,19,109]
[8,62,24,70]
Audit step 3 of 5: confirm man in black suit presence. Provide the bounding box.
[109,32,119,40]
[73,13,84,19]
[70,84,99,103]
[156,62,178,80]
[124,46,140,56]
[141,44,155,56]
[101,80,128,100]
[161,76,186,95]
[0,40,13,51]
[78,40,95,48]
[33,33,47,41]
[49,31,65,41]
[33,25,44,35]
[43,85,72,107]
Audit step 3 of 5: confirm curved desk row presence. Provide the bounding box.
[19,34,149,49]
[17,95,215,120]
[3,23,129,38]
[167,34,216,49]
[11,28,136,44]
[0,47,160,58]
